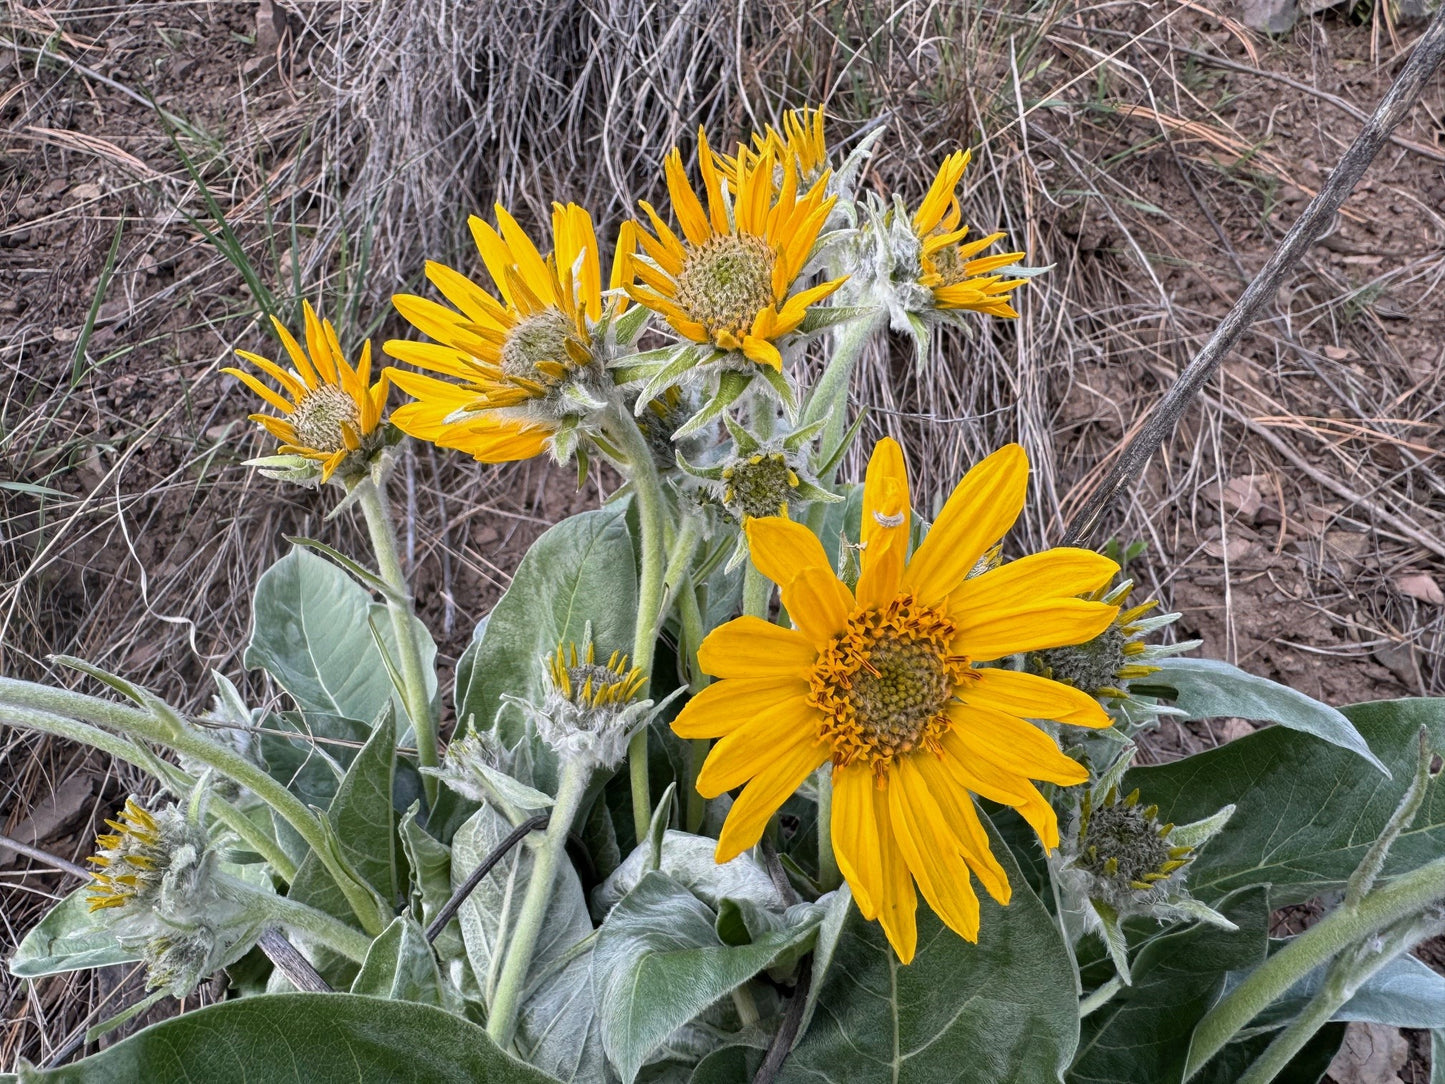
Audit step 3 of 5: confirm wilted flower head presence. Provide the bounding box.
[840,150,1036,364]
[224,303,390,485]
[1055,750,1235,981]
[385,204,633,464]
[88,797,210,913]
[86,795,262,996]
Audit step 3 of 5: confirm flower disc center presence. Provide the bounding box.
[809,597,967,768]
[500,308,577,380]
[674,233,777,339]
[290,385,360,454]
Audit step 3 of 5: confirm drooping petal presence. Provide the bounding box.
[672,677,810,739]
[871,778,918,964]
[901,443,1028,607]
[779,566,854,648]
[697,616,818,680]
[945,703,1088,786]
[889,758,982,943]
[910,753,1011,905]
[830,764,884,918]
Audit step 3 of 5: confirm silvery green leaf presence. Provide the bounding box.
[592,829,784,920]
[3,992,556,1083]
[1072,887,1269,1084]
[256,711,369,865]
[246,547,438,726]
[593,870,824,1083]
[1152,657,1386,773]
[780,818,1077,1084]
[350,914,457,1010]
[454,506,637,795]
[453,804,603,1082]
[1125,698,1445,907]
[396,802,470,989]
[284,704,398,984]
[9,885,138,979]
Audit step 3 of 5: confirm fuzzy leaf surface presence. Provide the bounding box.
[1153,657,1386,772]
[1124,698,1445,907]
[0,993,556,1083]
[246,546,437,724]
[452,803,603,1082]
[454,506,636,793]
[778,820,1077,1084]
[593,870,823,1084]
[9,885,136,978]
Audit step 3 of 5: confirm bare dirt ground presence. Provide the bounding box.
[1,0,1443,1075]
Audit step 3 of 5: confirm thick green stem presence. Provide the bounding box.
[802,314,883,486]
[224,874,373,963]
[1185,855,1445,1079]
[1234,959,1354,1084]
[0,701,297,881]
[355,479,439,807]
[603,407,670,844]
[0,681,385,935]
[815,765,841,891]
[742,562,770,619]
[487,760,589,1050]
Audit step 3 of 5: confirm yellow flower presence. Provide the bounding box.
[224,302,389,483]
[721,106,830,185]
[673,437,1120,962]
[384,204,631,463]
[627,129,845,371]
[913,151,1028,318]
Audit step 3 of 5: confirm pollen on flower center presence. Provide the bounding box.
[808,596,970,771]
[290,384,361,454]
[500,308,578,380]
[673,233,777,338]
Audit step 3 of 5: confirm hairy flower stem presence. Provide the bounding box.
[0,681,385,935]
[355,478,439,808]
[742,562,771,619]
[603,405,670,844]
[803,314,883,492]
[487,760,589,1050]
[223,874,373,963]
[0,702,297,881]
[1185,854,1445,1079]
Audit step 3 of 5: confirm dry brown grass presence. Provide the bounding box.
[2,0,1444,1067]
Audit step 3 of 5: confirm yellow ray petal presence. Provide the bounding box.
[962,667,1113,728]
[494,205,559,309]
[234,350,305,400]
[741,335,783,371]
[223,368,295,414]
[714,733,829,862]
[665,147,711,247]
[856,437,910,610]
[697,615,818,680]
[780,565,855,648]
[911,752,1011,904]
[872,778,918,963]
[671,676,809,739]
[269,314,319,388]
[302,302,339,384]
[901,443,1027,608]
[744,516,832,588]
[938,733,1060,849]
[831,764,884,919]
[697,694,826,798]
[946,703,1088,786]
[951,548,1118,618]
[889,758,983,942]
[952,596,1119,662]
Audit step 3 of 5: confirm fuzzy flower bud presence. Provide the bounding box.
[1054,751,1235,982]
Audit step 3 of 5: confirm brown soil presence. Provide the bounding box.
[2,0,1443,1073]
